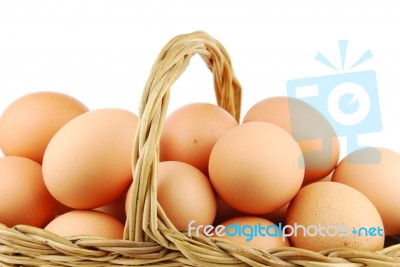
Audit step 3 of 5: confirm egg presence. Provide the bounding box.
[45,210,124,239]
[218,216,290,250]
[160,103,238,175]
[126,161,217,231]
[243,96,340,185]
[332,147,400,235]
[0,91,88,163]
[286,181,384,251]
[42,108,138,209]
[209,121,304,214]
[0,156,56,227]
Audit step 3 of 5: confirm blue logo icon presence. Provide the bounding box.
[287,41,382,163]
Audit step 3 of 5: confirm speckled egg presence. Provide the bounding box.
[286,181,384,251]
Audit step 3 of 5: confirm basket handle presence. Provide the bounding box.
[124,31,242,245]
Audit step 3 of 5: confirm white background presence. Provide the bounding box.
[1,0,399,159]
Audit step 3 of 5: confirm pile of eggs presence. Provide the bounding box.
[0,91,399,252]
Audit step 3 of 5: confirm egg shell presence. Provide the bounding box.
[0,91,88,163]
[218,216,290,250]
[43,108,137,209]
[126,161,217,231]
[45,210,124,239]
[286,181,384,251]
[332,147,400,235]
[0,156,56,227]
[160,103,238,175]
[243,96,340,185]
[209,121,304,214]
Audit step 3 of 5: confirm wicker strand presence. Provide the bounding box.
[125,31,241,245]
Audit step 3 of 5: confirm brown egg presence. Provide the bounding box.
[209,122,304,214]
[126,161,217,231]
[160,103,238,175]
[243,96,340,185]
[218,216,290,250]
[0,91,88,163]
[45,210,124,239]
[0,156,56,227]
[332,147,400,235]
[286,182,384,251]
[43,108,137,209]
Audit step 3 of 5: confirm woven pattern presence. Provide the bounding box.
[1,31,400,267]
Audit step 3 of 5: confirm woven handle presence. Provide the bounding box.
[124,31,242,245]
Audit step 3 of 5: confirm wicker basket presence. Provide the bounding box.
[1,31,400,267]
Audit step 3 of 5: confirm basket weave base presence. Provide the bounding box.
[1,223,400,266]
